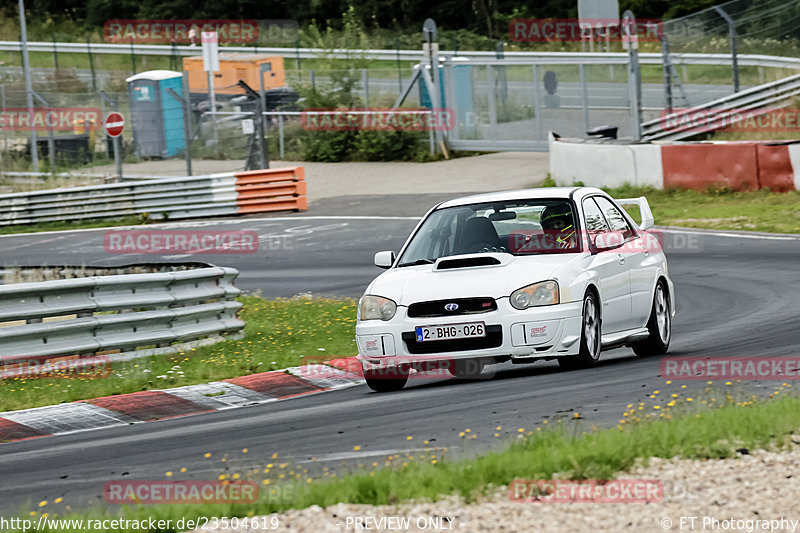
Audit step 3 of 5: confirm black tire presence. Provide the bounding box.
[449,358,486,379]
[558,291,602,370]
[364,366,409,392]
[632,279,671,357]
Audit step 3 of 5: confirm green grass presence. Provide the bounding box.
[0,296,357,413]
[541,177,800,234]
[605,184,800,234]
[15,385,800,531]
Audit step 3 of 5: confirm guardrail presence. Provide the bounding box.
[641,73,800,141]
[3,40,800,70]
[0,264,244,378]
[0,167,306,225]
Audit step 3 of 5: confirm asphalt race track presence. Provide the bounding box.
[1,195,800,513]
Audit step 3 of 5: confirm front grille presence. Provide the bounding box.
[407,297,497,318]
[402,325,503,354]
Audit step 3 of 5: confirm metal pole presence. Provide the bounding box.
[579,63,589,132]
[714,6,739,93]
[428,112,435,154]
[0,85,6,153]
[87,36,97,92]
[395,37,403,93]
[487,64,497,142]
[623,10,643,141]
[18,0,38,172]
[99,78,109,158]
[661,35,673,113]
[129,37,136,76]
[278,113,285,159]
[52,35,58,69]
[362,69,369,106]
[532,64,543,141]
[628,48,642,140]
[113,135,122,180]
[182,72,193,175]
[208,69,218,147]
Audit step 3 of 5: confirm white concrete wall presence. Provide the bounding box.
[787,144,800,190]
[548,133,664,189]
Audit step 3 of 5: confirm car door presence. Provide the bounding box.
[582,197,632,334]
[596,196,660,329]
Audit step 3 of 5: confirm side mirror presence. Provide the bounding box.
[593,231,625,252]
[374,251,396,269]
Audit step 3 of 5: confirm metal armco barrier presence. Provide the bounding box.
[3,41,800,70]
[0,264,245,378]
[0,167,306,226]
[641,73,800,141]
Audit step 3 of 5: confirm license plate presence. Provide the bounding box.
[415,322,486,342]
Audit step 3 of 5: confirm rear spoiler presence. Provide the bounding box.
[615,197,655,230]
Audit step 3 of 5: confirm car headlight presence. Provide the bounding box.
[358,295,397,321]
[510,281,559,309]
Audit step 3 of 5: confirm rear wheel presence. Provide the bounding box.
[558,291,602,370]
[363,366,409,392]
[632,280,671,356]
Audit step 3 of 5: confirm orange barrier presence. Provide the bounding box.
[233,167,307,214]
[661,143,759,191]
[755,143,796,192]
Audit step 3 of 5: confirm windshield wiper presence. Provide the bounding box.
[397,258,435,267]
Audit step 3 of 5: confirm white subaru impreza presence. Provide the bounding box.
[356,187,675,392]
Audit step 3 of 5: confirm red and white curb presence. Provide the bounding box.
[0,362,364,443]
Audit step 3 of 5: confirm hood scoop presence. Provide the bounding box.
[436,256,502,270]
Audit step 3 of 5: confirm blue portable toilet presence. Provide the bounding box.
[419,64,474,135]
[126,70,186,158]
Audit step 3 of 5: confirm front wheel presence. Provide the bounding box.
[632,280,671,356]
[558,291,602,370]
[363,365,409,392]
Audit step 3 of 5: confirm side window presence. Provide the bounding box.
[582,197,610,236]
[593,196,635,240]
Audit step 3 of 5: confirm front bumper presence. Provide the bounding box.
[355,297,583,366]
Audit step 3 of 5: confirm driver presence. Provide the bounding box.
[540,205,577,249]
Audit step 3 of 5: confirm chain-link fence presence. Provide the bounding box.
[660,0,800,108]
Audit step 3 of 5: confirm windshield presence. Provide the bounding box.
[398,199,580,266]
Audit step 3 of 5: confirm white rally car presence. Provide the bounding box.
[356,187,675,392]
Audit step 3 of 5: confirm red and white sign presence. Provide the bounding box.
[201,31,220,72]
[104,112,125,137]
